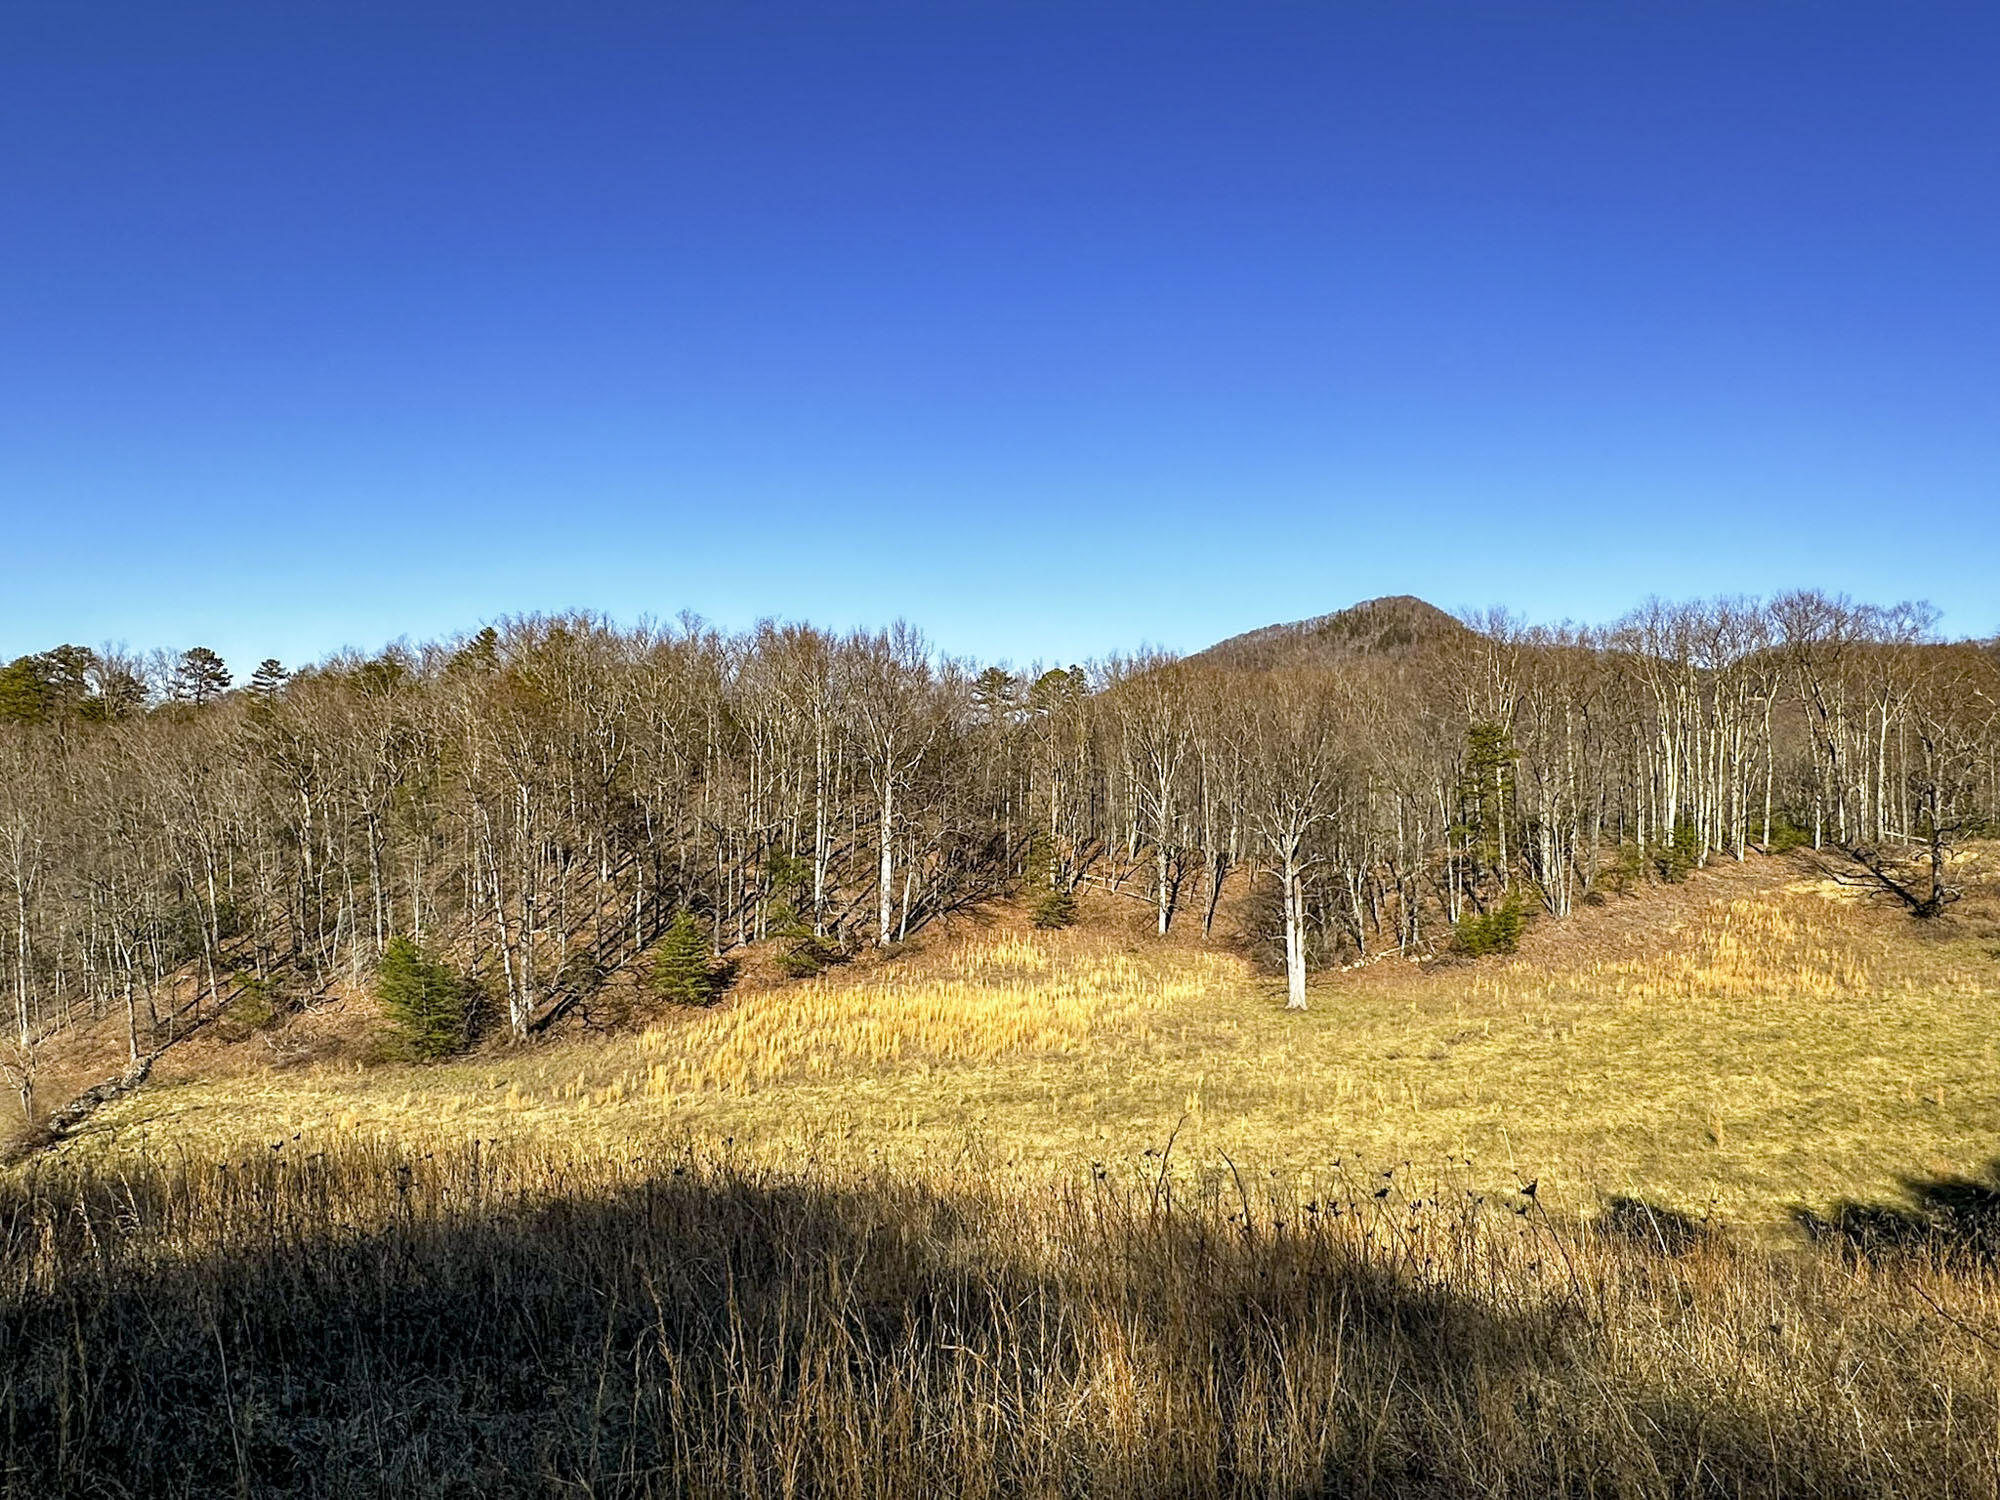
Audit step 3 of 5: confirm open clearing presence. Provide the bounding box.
[16,853,2000,1497]
[62,852,2000,1233]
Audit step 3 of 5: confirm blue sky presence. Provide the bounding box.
[3,1,1995,673]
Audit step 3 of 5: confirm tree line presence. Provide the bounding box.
[1,591,1995,1093]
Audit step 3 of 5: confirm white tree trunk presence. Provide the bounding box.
[1282,855,1307,1011]
[877,779,895,945]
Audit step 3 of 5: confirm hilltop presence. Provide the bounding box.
[1187,593,1474,671]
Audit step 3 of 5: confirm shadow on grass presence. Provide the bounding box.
[1597,1195,1717,1257]
[0,1151,1922,1498]
[1796,1158,2000,1263]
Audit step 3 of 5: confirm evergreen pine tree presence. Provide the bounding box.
[1030,887,1078,929]
[448,626,501,676]
[0,656,53,725]
[1453,894,1528,957]
[651,911,722,1005]
[1022,832,1077,928]
[248,658,289,697]
[171,646,232,705]
[376,936,471,1060]
[0,646,95,724]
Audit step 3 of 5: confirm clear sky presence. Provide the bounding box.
[3,1,1995,674]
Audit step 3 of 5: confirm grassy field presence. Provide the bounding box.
[11,853,2000,1495]
[12,1130,2000,1498]
[63,855,2000,1233]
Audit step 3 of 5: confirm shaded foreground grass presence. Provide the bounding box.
[9,1136,2000,1498]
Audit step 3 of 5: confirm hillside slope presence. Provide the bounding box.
[1188,593,1474,671]
[13,849,2000,1500]
[43,848,2000,1233]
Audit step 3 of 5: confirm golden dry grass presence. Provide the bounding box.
[10,1132,2000,1497]
[638,930,1231,1093]
[1475,890,1878,1004]
[54,862,2000,1235]
[18,862,2000,1494]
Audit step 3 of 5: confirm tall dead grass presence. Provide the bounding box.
[57,878,2000,1234]
[1472,889,1878,1007]
[5,1135,1999,1497]
[639,930,1231,1094]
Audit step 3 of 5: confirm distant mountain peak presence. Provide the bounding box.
[1189,595,1471,671]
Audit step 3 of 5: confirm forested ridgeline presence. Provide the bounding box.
[2,592,1996,1089]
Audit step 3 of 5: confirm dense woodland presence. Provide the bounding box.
[2,592,1996,1086]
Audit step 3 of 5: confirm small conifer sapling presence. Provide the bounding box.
[652,911,722,1005]
[376,936,471,1060]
